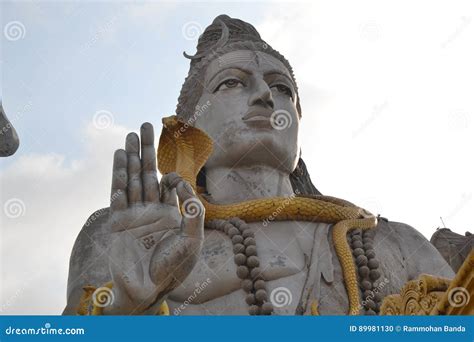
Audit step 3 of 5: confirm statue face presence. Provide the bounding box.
[194,50,300,173]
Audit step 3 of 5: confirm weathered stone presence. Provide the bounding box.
[234,253,247,265]
[0,101,20,157]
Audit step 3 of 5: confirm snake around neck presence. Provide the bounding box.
[157,115,378,315]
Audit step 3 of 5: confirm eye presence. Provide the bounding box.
[271,84,293,98]
[215,78,244,92]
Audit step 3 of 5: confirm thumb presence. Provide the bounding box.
[159,172,182,207]
[176,180,205,240]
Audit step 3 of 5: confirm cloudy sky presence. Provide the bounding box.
[1,0,473,314]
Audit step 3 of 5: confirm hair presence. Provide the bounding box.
[176,15,321,196]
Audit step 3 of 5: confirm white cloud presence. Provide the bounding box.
[0,123,132,314]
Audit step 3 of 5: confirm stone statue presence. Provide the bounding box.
[0,101,20,157]
[64,15,457,316]
[430,228,473,272]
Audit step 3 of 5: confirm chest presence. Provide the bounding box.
[168,220,318,304]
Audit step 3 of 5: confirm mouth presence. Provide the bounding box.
[242,108,274,128]
[242,108,274,121]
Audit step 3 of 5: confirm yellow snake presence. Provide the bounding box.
[157,115,378,315]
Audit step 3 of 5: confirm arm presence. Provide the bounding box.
[63,122,205,315]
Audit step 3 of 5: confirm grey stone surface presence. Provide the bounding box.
[430,228,473,272]
[0,101,20,157]
[64,210,454,315]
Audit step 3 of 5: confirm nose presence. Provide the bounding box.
[248,77,274,109]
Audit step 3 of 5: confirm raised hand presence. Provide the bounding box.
[104,122,204,314]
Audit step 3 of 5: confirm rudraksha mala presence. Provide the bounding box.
[208,218,381,315]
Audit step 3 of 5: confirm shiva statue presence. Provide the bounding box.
[64,15,471,316]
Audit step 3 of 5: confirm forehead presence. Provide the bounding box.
[204,50,291,82]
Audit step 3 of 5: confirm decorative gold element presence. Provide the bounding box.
[310,300,320,315]
[77,282,171,316]
[158,300,170,315]
[158,115,213,189]
[435,250,473,315]
[157,115,378,315]
[76,282,113,315]
[380,250,474,315]
[379,294,402,315]
[91,282,113,315]
[77,285,96,315]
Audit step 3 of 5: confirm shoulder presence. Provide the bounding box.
[430,228,473,272]
[375,218,455,280]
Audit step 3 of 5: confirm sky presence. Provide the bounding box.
[1,0,473,314]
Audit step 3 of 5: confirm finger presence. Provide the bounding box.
[159,172,183,207]
[140,122,159,203]
[177,180,205,239]
[111,149,128,212]
[125,132,143,204]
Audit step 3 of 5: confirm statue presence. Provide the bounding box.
[430,228,473,272]
[0,101,20,157]
[64,15,465,316]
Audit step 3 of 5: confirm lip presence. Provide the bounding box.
[242,108,274,121]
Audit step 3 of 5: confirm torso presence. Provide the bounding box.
[66,208,455,315]
[165,220,346,315]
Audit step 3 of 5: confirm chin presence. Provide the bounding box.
[210,132,298,173]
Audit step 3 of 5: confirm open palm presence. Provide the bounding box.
[105,122,204,314]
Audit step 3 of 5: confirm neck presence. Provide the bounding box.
[205,165,295,204]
